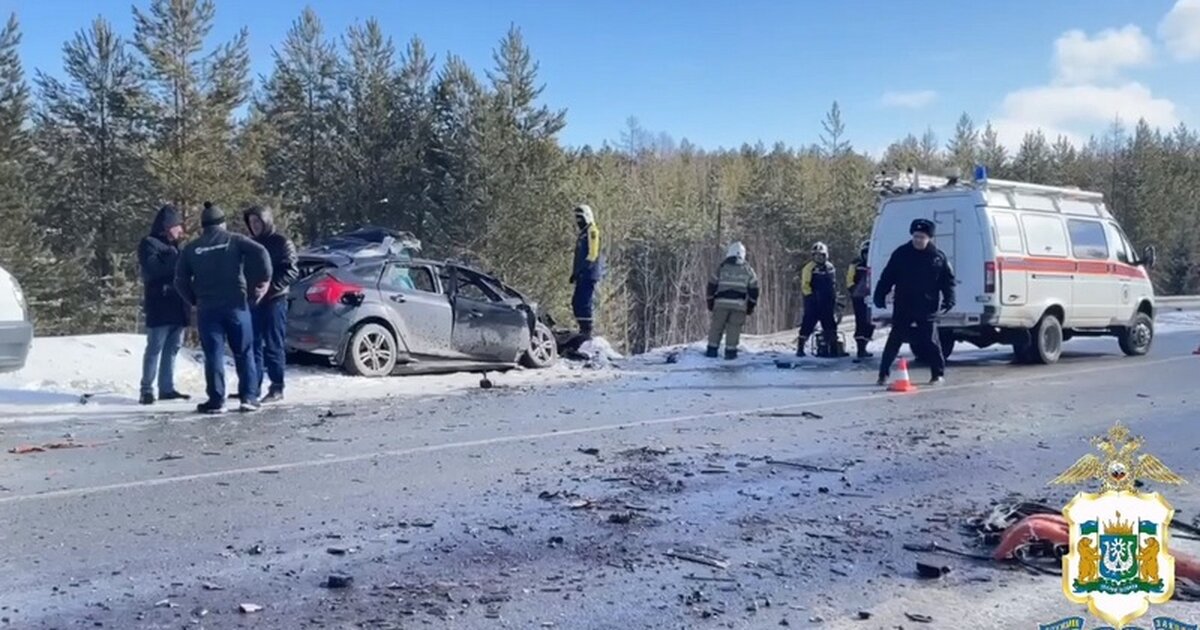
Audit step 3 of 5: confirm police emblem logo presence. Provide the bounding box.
[1051,423,1187,628]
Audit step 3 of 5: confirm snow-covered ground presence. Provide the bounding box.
[2,311,1197,424]
[0,334,614,423]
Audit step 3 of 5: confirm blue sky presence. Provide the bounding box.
[8,0,1200,155]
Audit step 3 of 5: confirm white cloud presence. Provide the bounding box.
[991,82,1179,149]
[1053,25,1153,84]
[1159,0,1200,61]
[881,90,937,109]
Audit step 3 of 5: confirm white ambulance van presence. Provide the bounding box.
[868,168,1157,365]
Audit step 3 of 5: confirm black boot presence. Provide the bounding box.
[725,348,738,360]
[796,336,807,357]
[856,338,872,359]
[578,320,594,341]
[705,346,719,358]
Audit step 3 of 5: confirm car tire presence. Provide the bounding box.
[344,323,398,377]
[520,322,558,369]
[1118,312,1154,357]
[1029,313,1064,365]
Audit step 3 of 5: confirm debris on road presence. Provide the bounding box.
[905,612,934,623]
[200,582,224,591]
[8,441,92,454]
[915,561,950,579]
[577,447,601,456]
[758,411,823,419]
[665,550,730,570]
[238,603,263,614]
[766,458,845,473]
[607,512,635,524]
[156,452,184,461]
[324,573,354,589]
[547,536,565,548]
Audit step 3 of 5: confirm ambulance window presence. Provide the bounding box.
[1106,223,1130,263]
[1021,215,1069,257]
[1067,220,1109,260]
[991,212,1024,253]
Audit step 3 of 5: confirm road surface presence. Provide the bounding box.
[1,332,1198,629]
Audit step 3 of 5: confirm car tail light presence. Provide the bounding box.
[305,276,363,305]
[984,261,996,294]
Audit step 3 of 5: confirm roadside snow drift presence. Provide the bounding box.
[0,334,609,423]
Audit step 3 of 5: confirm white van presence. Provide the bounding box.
[868,168,1157,365]
[0,263,33,373]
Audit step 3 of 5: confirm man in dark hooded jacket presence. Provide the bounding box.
[136,204,190,405]
[175,202,272,414]
[243,206,298,403]
[873,218,956,386]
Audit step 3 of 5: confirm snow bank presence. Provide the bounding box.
[0,334,609,423]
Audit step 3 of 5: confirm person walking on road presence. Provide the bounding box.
[136,204,191,405]
[243,206,298,404]
[706,241,760,360]
[846,240,875,360]
[175,202,272,414]
[569,204,604,341]
[873,218,956,386]
[797,242,838,357]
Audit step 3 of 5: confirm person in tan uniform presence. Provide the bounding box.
[706,241,760,360]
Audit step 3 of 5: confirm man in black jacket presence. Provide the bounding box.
[244,206,298,403]
[175,202,272,414]
[873,218,956,386]
[136,205,191,405]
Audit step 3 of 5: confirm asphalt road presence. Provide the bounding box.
[2,332,1199,630]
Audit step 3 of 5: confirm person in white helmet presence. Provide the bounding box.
[705,241,760,360]
[845,240,875,359]
[797,242,838,356]
[569,204,604,339]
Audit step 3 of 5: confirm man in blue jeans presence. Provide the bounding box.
[243,206,298,404]
[175,202,272,414]
[136,205,190,405]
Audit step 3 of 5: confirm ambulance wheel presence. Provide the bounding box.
[1029,313,1064,365]
[1118,313,1154,357]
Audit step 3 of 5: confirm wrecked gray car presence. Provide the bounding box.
[286,228,558,377]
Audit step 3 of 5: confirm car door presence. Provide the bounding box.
[443,268,529,362]
[378,262,454,357]
[1105,222,1137,322]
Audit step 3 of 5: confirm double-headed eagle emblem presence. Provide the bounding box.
[1051,423,1186,492]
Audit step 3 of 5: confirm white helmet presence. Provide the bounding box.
[812,241,829,256]
[726,241,746,262]
[573,204,595,225]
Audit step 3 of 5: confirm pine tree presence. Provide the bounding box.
[336,18,397,229]
[978,122,1009,177]
[390,37,435,238]
[134,0,250,221]
[819,101,850,158]
[0,14,54,326]
[426,54,487,251]
[1012,130,1053,182]
[34,17,158,332]
[258,7,339,240]
[946,113,979,175]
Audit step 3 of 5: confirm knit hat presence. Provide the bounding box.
[910,218,935,237]
[201,201,225,227]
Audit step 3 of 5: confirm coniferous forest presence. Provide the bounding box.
[1,3,1198,353]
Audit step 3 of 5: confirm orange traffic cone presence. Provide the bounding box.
[888,358,917,393]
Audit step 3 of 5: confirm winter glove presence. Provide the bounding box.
[747,303,756,316]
